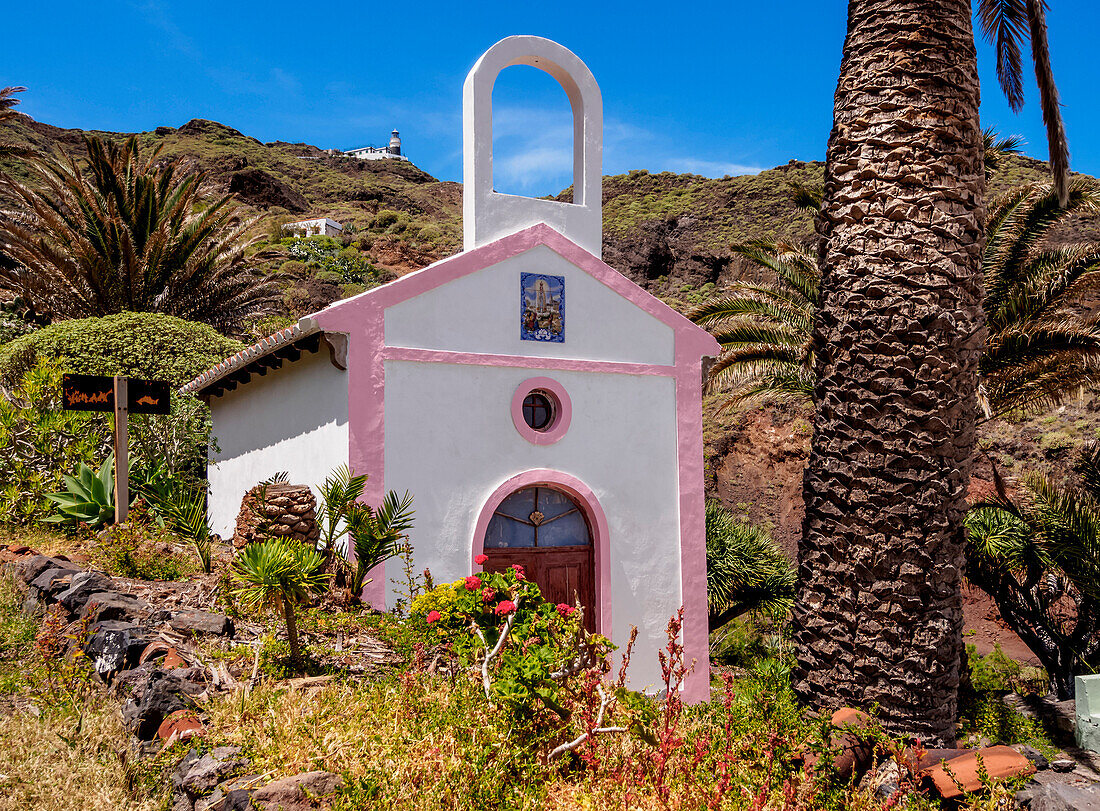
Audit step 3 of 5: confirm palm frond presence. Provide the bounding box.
[977,0,1030,112]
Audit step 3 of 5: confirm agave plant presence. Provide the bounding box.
[232,537,327,663]
[45,457,115,527]
[705,500,796,632]
[343,490,415,601]
[965,443,1100,699]
[0,134,279,335]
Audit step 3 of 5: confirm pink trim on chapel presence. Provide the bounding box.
[311,222,719,702]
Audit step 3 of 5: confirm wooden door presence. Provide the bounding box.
[483,486,596,632]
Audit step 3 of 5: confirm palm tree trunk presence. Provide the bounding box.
[792,0,986,746]
[282,595,301,664]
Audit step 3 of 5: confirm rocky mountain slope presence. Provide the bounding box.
[7,113,1094,297]
[4,113,1100,662]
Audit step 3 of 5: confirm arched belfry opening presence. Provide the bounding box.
[490,65,576,202]
[463,35,604,256]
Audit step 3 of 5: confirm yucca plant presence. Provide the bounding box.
[0,134,279,335]
[45,457,115,527]
[705,500,796,632]
[343,490,415,601]
[965,442,1100,699]
[232,537,326,663]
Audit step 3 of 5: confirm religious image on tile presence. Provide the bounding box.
[521,273,565,342]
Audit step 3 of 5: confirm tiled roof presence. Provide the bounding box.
[180,319,321,396]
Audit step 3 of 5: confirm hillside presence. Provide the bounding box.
[4,112,1100,664]
[6,112,1094,310]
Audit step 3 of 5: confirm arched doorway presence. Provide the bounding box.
[483,485,596,631]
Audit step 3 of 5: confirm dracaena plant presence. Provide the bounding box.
[231,537,327,664]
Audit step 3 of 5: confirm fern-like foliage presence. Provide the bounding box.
[965,443,1100,698]
[705,501,796,632]
[0,134,279,336]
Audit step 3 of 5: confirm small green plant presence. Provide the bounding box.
[343,490,414,600]
[45,457,115,527]
[232,537,327,663]
[316,465,369,558]
[154,484,215,573]
[90,507,191,580]
[705,500,796,632]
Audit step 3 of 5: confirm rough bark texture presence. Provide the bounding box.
[233,484,320,549]
[792,0,986,745]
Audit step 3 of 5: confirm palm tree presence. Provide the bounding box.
[691,180,1100,420]
[790,2,987,746]
[689,242,817,408]
[342,490,415,601]
[981,180,1100,415]
[0,134,278,335]
[0,86,25,127]
[705,501,796,632]
[965,443,1100,698]
[978,0,1070,204]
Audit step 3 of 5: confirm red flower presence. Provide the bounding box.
[510,564,526,580]
[464,575,482,591]
[481,587,496,602]
[474,554,488,565]
[556,603,576,617]
[426,610,441,624]
[495,600,516,616]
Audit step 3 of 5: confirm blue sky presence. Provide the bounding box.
[4,1,1098,196]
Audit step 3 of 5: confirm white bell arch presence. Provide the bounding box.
[463,35,603,257]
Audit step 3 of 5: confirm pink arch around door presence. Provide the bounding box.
[471,469,611,638]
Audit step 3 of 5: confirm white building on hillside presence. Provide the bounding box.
[283,218,343,238]
[344,129,408,161]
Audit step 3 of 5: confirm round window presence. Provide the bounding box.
[522,391,554,431]
[512,377,571,445]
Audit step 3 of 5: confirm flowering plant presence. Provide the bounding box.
[412,566,626,733]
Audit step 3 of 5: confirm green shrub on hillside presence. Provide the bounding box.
[0,359,111,525]
[0,312,244,387]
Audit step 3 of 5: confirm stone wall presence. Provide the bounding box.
[232,483,320,548]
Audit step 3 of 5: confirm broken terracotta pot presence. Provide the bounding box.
[921,744,1036,800]
[156,708,203,743]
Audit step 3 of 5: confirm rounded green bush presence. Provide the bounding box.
[0,312,245,387]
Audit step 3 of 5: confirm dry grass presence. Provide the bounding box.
[0,702,158,811]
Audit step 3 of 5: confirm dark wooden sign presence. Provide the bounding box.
[62,374,171,415]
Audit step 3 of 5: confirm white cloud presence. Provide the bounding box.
[657,157,765,177]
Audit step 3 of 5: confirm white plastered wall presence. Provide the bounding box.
[206,350,349,539]
[383,360,681,693]
[385,245,674,366]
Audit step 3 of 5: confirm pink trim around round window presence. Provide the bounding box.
[511,376,572,445]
